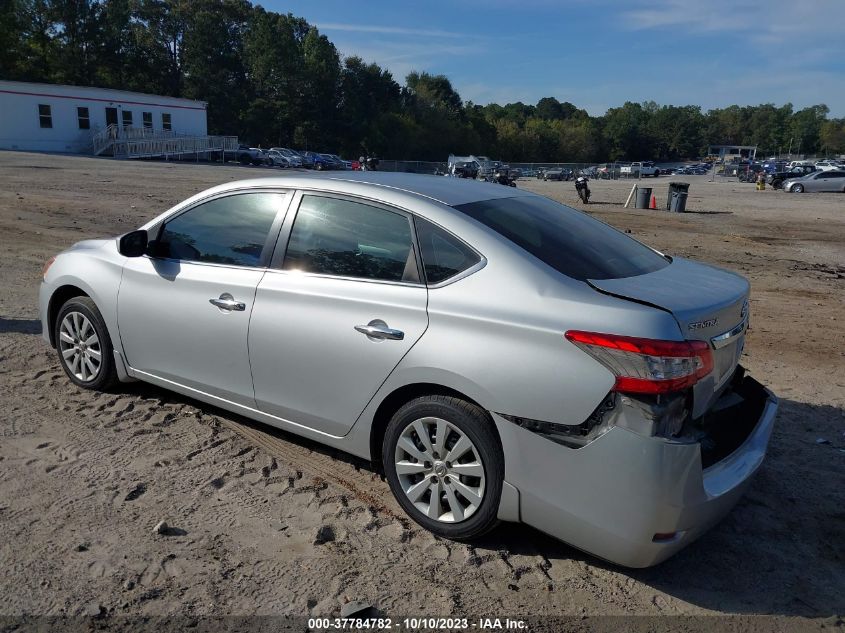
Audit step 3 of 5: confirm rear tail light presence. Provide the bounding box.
[565,330,713,395]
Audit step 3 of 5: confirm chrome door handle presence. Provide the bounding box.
[355,322,404,340]
[209,293,246,312]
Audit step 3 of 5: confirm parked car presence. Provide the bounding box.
[323,154,350,170]
[542,168,568,181]
[782,170,845,193]
[39,172,777,568]
[294,150,315,169]
[736,164,764,182]
[767,165,817,189]
[235,145,268,166]
[452,161,479,179]
[269,148,303,168]
[300,152,334,170]
[814,160,844,171]
[620,161,660,177]
[762,160,788,174]
[266,150,292,168]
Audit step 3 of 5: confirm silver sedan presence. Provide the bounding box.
[783,170,845,193]
[39,173,777,567]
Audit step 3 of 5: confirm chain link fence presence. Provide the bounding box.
[376,160,620,179]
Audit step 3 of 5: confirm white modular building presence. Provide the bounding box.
[0,80,209,154]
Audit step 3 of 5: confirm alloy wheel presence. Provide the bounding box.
[393,417,486,523]
[58,311,102,382]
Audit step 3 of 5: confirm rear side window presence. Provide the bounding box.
[414,217,481,284]
[283,195,418,283]
[158,192,284,267]
[454,196,669,281]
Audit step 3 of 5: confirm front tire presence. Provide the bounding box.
[791,184,804,193]
[383,396,503,540]
[54,297,117,391]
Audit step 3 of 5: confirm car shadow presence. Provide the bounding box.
[0,317,42,334]
[109,380,844,616]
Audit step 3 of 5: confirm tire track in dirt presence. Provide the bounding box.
[215,417,412,530]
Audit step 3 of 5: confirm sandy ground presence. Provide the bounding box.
[0,152,843,627]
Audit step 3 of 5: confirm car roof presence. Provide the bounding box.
[200,172,536,207]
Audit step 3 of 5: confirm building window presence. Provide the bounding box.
[142,112,152,129]
[122,110,133,127]
[38,104,52,128]
[77,107,90,130]
[162,113,172,131]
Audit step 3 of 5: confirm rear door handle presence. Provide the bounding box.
[209,293,246,312]
[355,322,404,340]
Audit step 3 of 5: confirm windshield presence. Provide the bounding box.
[454,196,670,281]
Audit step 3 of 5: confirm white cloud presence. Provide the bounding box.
[621,0,845,45]
[317,20,490,85]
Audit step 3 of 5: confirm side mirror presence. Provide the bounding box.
[118,229,148,258]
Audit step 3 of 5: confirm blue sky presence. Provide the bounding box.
[261,0,845,117]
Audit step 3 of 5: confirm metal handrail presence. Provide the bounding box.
[92,124,238,158]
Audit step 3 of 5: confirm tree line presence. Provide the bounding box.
[3,0,845,162]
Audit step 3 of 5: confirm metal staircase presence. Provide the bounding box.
[92,124,238,160]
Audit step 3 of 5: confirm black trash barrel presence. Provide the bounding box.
[666,182,690,210]
[670,191,689,212]
[635,186,652,209]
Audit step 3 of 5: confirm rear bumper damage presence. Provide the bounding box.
[493,369,778,568]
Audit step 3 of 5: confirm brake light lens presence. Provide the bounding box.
[564,330,713,395]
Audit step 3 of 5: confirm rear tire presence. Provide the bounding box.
[54,297,118,391]
[383,396,503,540]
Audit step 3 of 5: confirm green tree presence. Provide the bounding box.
[820,119,845,155]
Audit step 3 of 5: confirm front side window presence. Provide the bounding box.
[283,195,418,283]
[162,113,171,130]
[142,112,152,129]
[77,106,90,129]
[157,192,285,267]
[414,217,481,284]
[121,110,133,127]
[38,104,52,128]
[454,196,670,281]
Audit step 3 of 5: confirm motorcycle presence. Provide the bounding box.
[359,156,380,171]
[575,176,590,204]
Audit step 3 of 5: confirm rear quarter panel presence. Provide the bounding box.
[356,210,685,428]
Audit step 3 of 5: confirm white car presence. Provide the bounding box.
[266,150,292,168]
[269,148,303,168]
[814,160,844,171]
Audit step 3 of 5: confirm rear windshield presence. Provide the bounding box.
[454,196,670,281]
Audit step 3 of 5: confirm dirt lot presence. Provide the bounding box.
[0,152,843,627]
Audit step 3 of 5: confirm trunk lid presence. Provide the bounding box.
[588,257,749,417]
